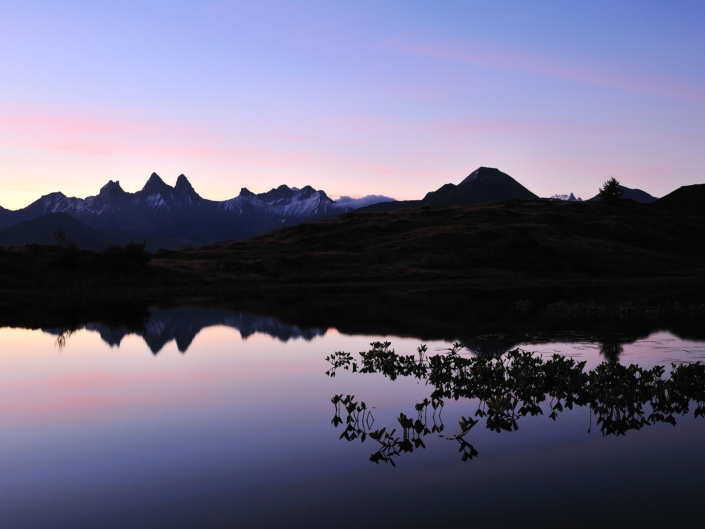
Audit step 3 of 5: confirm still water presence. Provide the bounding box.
[1,307,704,528]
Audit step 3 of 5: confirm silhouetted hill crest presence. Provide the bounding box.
[651,184,705,216]
[358,166,538,212]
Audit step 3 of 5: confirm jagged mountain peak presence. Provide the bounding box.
[174,174,196,194]
[0,174,374,248]
[42,191,67,199]
[259,185,295,202]
[550,193,582,202]
[100,180,124,194]
[235,184,328,203]
[142,172,171,193]
[301,185,329,200]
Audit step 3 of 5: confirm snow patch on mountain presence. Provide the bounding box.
[218,185,334,219]
[146,194,170,212]
[550,193,582,202]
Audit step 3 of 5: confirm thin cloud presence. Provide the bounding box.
[333,194,396,210]
[0,104,239,161]
[404,40,705,105]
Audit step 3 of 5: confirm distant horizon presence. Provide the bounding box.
[1,1,704,209]
[0,166,677,212]
[1,170,401,210]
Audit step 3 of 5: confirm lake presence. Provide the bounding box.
[1,306,704,528]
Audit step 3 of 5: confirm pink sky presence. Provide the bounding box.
[1,1,704,209]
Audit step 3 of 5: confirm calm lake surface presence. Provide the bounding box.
[1,307,704,528]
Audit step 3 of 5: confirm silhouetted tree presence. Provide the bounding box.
[54,225,67,247]
[599,177,623,203]
[53,225,80,265]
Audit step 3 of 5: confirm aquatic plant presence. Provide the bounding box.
[328,342,705,464]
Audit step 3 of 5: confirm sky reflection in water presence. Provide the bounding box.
[0,310,704,528]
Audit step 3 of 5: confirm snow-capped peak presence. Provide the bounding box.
[218,184,334,218]
[550,193,582,202]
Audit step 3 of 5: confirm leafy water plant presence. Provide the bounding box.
[331,394,446,466]
[328,342,705,464]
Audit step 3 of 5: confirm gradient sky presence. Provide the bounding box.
[1,0,704,209]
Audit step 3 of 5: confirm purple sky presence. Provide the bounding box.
[1,0,704,209]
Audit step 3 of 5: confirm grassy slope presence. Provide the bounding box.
[156,198,705,281]
[0,199,703,306]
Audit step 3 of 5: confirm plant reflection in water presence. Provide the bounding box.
[326,341,705,466]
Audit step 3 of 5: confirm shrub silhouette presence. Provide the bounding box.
[599,177,623,203]
[328,343,705,464]
[101,239,151,265]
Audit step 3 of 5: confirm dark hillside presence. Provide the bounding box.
[356,199,421,213]
[2,199,704,331]
[3,200,703,295]
[0,205,12,231]
[159,198,705,281]
[651,184,705,217]
[0,213,127,251]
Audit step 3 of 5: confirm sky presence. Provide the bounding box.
[1,0,704,209]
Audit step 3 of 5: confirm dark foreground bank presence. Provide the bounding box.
[0,199,703,331]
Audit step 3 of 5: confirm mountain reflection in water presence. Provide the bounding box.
[45,306,327,353]
[1,315,704,528]
[327,342,705,466]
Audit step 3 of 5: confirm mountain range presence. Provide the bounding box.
[0,167,693,252]
[43,306,327,354]
[550,193,583,202]
[0,174,394,250]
